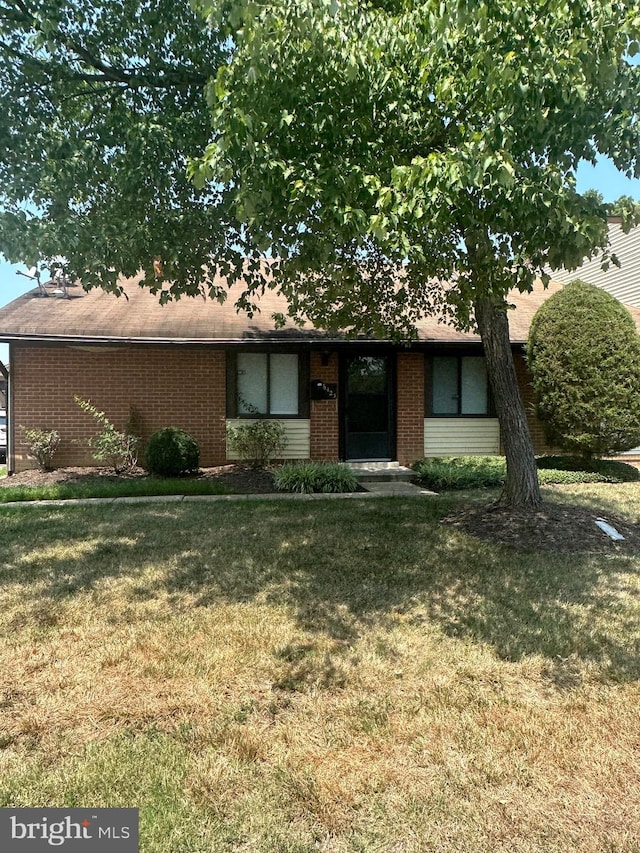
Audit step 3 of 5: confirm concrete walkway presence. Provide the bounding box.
[0,484,435,508]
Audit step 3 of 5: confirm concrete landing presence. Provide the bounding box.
[359,480,435,496]
[343,461,434,495]
[345,461,416,483]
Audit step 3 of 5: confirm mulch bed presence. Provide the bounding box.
[444,501,640,553]
[0,464,277,494]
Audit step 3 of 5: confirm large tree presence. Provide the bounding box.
[192,0,640,508]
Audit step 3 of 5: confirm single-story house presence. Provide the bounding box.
[0,273,637,473]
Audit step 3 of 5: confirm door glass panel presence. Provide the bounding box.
[432,357,459,414]
[345,356,391,459]
[461,357,488,414]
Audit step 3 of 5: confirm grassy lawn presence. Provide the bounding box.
[1,486,639,852]
[0,468,232,502]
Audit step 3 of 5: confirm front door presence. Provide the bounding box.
[342,354,394,460]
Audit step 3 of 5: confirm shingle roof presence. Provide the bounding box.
[0,274,638,346]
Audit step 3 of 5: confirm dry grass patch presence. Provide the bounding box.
[1,494,639,851]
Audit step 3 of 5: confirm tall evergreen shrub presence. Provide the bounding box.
[527,280,640,458]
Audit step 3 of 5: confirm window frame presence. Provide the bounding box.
[226,350,310,418]
[425,353,494,418]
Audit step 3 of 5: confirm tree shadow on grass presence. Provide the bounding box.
[1,499,639,684]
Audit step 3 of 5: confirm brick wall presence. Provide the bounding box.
[512,350,554,455]
[396,352,425,465]
[309,351,340,460]
[11,344,227,471]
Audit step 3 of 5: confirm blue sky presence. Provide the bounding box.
[1,157,640,364]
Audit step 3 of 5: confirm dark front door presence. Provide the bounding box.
[342,354,394,460]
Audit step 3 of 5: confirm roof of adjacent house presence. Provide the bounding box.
[0,273,638,346]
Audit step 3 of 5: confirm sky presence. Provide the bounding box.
[1,156,640,364]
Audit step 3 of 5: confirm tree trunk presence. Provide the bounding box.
[474,294,542,510]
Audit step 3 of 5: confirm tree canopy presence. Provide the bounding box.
[527,280,640,458]
[0,0,244,299]
[194,0,640,332]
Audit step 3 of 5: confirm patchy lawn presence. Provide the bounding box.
[1,487,639,852]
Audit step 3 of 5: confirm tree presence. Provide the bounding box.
[527,280,640,459]
[0,0,247,298]
[192,0,640,508]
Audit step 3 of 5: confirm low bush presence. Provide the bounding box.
[412,456,507,491]
[273,461,359,494]
[22,427,61,471]
[145,427,200,477]
[536,455,639,484]
[412,455,640,490]
[226,419,287,468]
[75,397,139,474]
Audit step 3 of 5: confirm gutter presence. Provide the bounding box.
[0,332,359,346]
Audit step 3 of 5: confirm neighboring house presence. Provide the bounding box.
[0,273,637,473]
[549,218,640,307]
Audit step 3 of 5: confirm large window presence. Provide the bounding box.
[227,352,308,417]
[429,356,491,416]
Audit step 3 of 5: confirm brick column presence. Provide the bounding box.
[309,351,340,460]
[396,352,425,465]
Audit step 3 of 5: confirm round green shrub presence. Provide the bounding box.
[527,280,640,458]
[145,427,200,476]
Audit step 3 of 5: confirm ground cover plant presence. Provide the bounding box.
[0,476,231,503]
[0,488,639,852]
[413,455,640,490]
[273,461,359,493]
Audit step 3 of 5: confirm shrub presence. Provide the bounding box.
[273,461,359,493]
[412,454,640,491]
[527,280,640,458]
[536,455,639,483]
[226,419,287,468]
[22,427,61,471]
[412,456,507,490]
[145,427,200,476]
[75,396,139,474]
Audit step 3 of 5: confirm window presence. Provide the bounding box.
[429,356,491,416]
[227,352,308,417]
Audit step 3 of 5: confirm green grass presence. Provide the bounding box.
[0,476,231,502]
[1,487,639,851]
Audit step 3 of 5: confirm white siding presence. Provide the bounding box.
[424,418,500,456]
[226,419,310,460]
[548,222,640,308]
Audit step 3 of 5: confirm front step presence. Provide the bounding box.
[344,461,416,483]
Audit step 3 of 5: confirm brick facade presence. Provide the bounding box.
[11,344,227,471]
[396,352,425,465]
[309,351,340,461]
[512,350,554,455]
[8,342,552,471]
